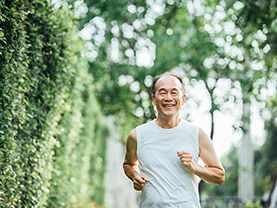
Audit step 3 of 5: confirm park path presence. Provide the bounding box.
[105,117,140,208]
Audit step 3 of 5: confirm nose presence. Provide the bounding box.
[164,92,173,100]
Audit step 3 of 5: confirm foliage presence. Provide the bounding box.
[68,0,273,140]
[1,0,67,206]
[230,0,277,197]
[0,0,108,207]
[69,0,239,141]
[69,0,161,139]
[254,95,277,196]
[66,0,277,198]
[243,200,263,208]
[46,34,109,208]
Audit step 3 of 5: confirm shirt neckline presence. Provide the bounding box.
[152,118,183,132]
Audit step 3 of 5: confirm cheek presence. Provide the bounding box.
[153,97,162,106]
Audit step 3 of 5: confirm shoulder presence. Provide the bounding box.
[136,120,155,136]
[181,119,197,127]
[198,128,214,154]
[124,129,139,163]
[198,127,205,136]
[128,128,137,140]
[180,119,199,133]
[198,128,210,141]
[137,120,154,130]
[126,128,139,152]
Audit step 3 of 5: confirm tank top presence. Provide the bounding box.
[136,119,200,208]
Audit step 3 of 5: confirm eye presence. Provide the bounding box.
[158,90,166,95]
[171,90,179,95]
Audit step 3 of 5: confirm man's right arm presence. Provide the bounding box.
[123,129,149,191]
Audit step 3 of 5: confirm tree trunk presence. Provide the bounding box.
[238,101,254,201]
[265,173,277,208]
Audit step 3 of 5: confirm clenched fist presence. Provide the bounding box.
[177,151,197,173]
[133,174,149,191]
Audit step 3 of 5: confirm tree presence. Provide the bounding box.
[255,95,277,196]
[229,0,277,199]
[68,0,277,198]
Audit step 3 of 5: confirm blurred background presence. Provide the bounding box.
[1,0,277,207]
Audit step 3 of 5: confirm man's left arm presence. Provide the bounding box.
[177,128,225,186]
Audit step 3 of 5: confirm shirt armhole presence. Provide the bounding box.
[135,126,140,162]
[196,126,200,158]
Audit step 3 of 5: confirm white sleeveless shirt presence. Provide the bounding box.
[136,119,201,208]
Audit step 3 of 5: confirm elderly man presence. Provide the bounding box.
[123,72,225,208]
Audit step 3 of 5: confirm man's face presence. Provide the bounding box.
[152,75,186,119]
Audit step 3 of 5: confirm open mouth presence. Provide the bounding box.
[162,104,175,107]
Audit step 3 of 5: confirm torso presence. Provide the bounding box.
[136,119,201,208]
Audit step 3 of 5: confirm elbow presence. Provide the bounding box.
[216,169,225,186]
[216,177,225,186]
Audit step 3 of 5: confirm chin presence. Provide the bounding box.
[160,112,177,118]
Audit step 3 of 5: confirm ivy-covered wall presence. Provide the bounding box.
[0,0,108,207]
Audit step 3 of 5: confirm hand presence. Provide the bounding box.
[177,151,196,172]
[133,174,149,191]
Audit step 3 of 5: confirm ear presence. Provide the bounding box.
[182,94,186,105]
[152,94,156,106]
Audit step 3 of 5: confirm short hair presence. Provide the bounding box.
[152,72,185,95]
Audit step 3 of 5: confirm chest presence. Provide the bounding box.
[137,132,198,169]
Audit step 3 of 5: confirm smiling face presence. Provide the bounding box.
[152,75,186,119]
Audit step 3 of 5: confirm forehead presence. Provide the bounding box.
[155,75,182,90]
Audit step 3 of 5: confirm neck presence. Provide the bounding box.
[155,115,181,129]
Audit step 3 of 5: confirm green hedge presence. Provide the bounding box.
[0,0,108,207]
[46,42,109,207]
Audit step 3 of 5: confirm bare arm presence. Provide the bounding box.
[178,128,225,185]
[123,129,149,191]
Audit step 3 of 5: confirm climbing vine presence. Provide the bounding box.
[0,0,108,207]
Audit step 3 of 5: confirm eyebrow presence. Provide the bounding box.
[157,87,180,92]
